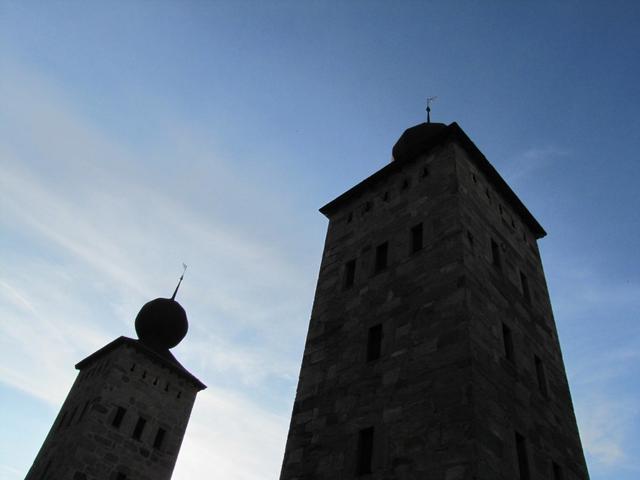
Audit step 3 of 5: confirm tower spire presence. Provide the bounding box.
[171,263,188,300]
[426,96,437,123]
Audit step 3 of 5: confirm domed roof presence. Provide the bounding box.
[392,122,447,163]
[135,298,188,350]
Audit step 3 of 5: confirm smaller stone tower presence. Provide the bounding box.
[26,289,206,480]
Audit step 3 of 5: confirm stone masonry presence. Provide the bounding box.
[26,336,205,480]
[279,122,589,480]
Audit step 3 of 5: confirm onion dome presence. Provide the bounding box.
[135,298,188,350]
[392,122,447,163]
[135,265,188,350]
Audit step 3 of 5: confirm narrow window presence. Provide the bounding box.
[382,191,389,202]
[401,178,409,190]
[77,400,90,424]
[515,432,530,480]
[366,324,383,362]
[130,363,136,372]
[132,417,146,441]
[520,271,531,303]
[374,242,388,273]
[363,201,372,213]
[411,223,423,254]
[466,230,474,248]
[471,173,477,183]
[165,382,170,392]
[112,406,126,429]
[502,323,514,363]
[552,461,564,480]
[177,391,182,399]
[421,165,429,177]
[153,427,167,449]
[344,259,356,289]
[153,377,158,386]
[142,370,147,379]
[347,212,353,223]
[356,427,374,475]
[499,204,504,215]
[485,188,491,201]
[491,239,501,270]
[534,355,548,397]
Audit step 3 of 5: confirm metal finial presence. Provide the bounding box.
[171,263,188,300]
[426,96,438,123]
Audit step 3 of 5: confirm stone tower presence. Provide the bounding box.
[280,122,589,480]
[26,292,206,480]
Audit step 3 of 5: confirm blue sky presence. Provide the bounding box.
[1,1,639,479]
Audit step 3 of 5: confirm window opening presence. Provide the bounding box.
[411,223,423,254]
[132,417,146,441]
[115,473,127,480]
[491,239,501,270]
[520,271,531,303]
[374,242,388,273]
[344,259,356,289]
[366,324,383,362]
[112,406,126,429]
[421,165,429,177]
[535,355,548,397]
[515,432,530,480]
[130,363,136,372]
[153,427,167,449]
[502,323,515,363]
[356,427,374,475]
[382,191,389,202]
[347,212,353,223]
[401,178,409,190]
[552,461,564,480]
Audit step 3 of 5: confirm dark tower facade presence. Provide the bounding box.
[280,122,589,480]
[26,295,205,480]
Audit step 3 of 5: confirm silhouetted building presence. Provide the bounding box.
[280,122,589,479]
[26,294,205,480]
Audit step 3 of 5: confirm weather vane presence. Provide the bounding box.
[171,263,188,300]
[426,96,438,123]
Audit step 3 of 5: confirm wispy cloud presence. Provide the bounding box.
[502,146,569,182]
[1,62,311,478]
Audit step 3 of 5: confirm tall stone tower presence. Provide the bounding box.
[26,289,206,480]
[280,122,589,480]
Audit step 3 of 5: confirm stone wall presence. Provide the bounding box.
[281,143,476,479]
[26,342,199,480]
